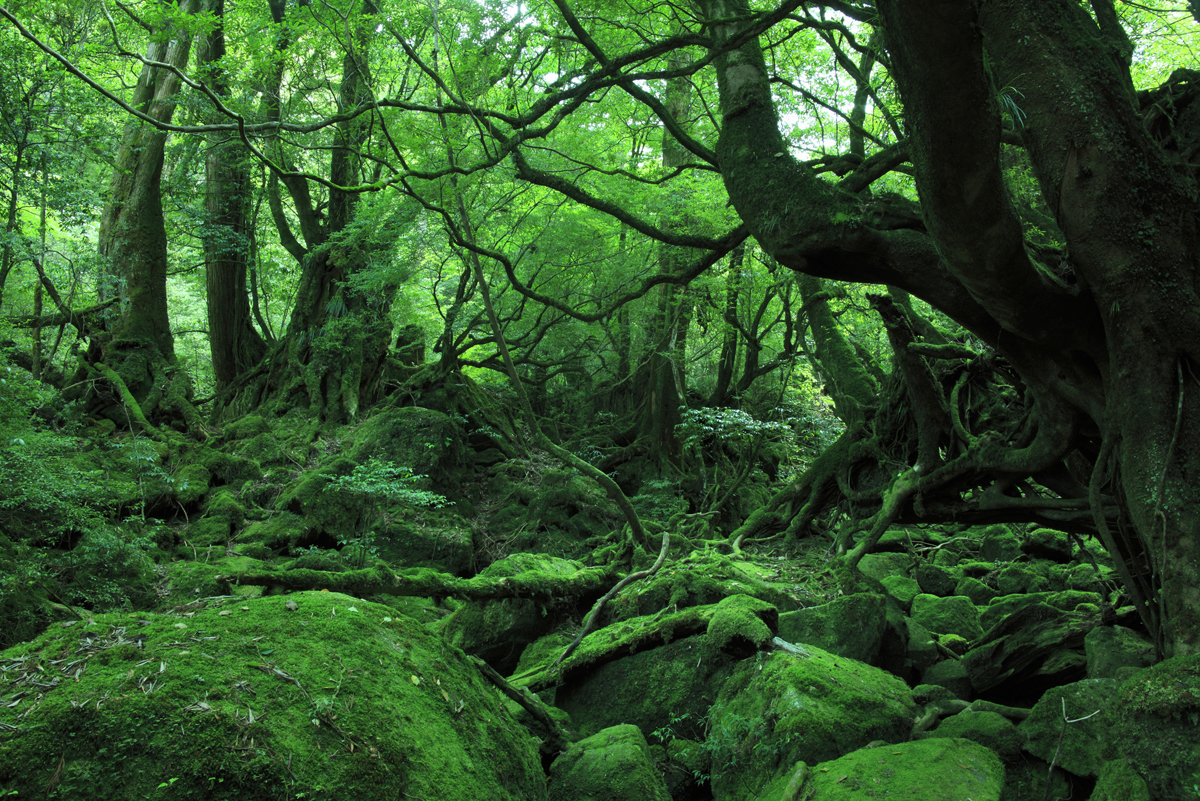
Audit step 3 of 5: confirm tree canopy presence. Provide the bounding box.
[2,0,1200,659]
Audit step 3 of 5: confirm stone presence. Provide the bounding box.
[548,724,671,801]
[915,563,958,596]
[929,710,1026,760]
[776,593,888,665]
[1113,654,1200,800]
[1085,625,1155,680]
[880,575,920,610]
[708,643,916,800]
[1021,678,1121,777]
[922,659,973,700]
[911,594,984,641]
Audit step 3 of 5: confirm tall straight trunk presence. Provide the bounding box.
[200,0,267,391]
[0,142,24,313]
[710,243,745,406]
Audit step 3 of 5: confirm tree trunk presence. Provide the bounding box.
[83,0,200,425]
[200,0,267,392]
[697,0,1200,653]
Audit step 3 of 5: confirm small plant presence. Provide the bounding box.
[323,458,448,568]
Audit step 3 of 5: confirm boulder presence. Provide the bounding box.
[1084,625,1155,681]
[548,724,671,801]
[776,593,888,665]
[708,644,916,800]
[1021,678,1121,777]
[910,594,983,641]
[1114,654,1200,800]
[0,592,546,800]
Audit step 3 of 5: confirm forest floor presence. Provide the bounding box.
[0,394,1192,800]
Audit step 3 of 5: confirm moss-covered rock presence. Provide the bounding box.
[555,633,739,741]
[706,594,775,657]
[979,524,1021,562]
[915,563,958,597]
[241,512,309,551]
[922,658,972,699]
[347,407,465,491]
[1085,625,1156,681]
[758,737,1005,800]
[708,644,916,800]
[980,590,1102,634]
[911,594,983,641]
[857,552,913,582]
[548,724,671,801]
[777,593,888,665]
[604,552,800,624]
[1089,757,1152,801]
[1021,527,1072,562]
[880,575,920,610]
[1021,678,1120,777]
[172,463,211,507]
[1114,654,1200,800]
[222,413,271,441]
[441,553,584,674]
[1000,755,1070,801]
[0,591,546,800]
[955,575,998,605]
[906,617,939,674]
[928,710,1025,760]
[995,563,1046,595]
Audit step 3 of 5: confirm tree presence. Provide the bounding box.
[698,0,1200,654]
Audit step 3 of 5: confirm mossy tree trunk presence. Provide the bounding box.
[81,0,200,427]
[699,0,1200,653]
[216,0,398,425]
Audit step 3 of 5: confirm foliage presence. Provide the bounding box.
[322,458,449,568]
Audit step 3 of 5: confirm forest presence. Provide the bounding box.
[0,0,1198,797]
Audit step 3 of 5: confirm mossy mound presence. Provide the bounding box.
[1021,678,1120,777]
[776,592,890,665]
[928,710,1025,760]
[762,737,1005,800]
[708,644,916,800]
[604,551,802,624]
[346,407,465,492]
[910,593,983,640]
[441,553,585,673]
[1114,654,1200,800]
[547,723,671,801]
[0,592,545,800]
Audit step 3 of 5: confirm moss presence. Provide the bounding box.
[929,711,1025,760]
[0,591,546,800]
[708,644,916,800]
[1090,757,1152,801]
[706,594,775,656]
[1022,678,1121,777]
[242,512,308,551]
[172,463,211,506]
[911,594,983,640]
[955,575,999,605]
[805,738,1003,799]
[777,593,889,665]
[880,575,920,610]
[222,414,270,441]
[1114,654,1200,799]
[548,724,671,801]
[347,407,464,490]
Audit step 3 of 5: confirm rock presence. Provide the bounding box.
[880,575,920,610]
[1000,755,1070,801]
[979,524,1022,562]
[996,563,1046,595]
[955,575,998,605]
[758,737,1005,800]
[1021,678,1121,777]
[1085,625,1155,680]
[1021,527,1073,562]
[1113,654,1200,800]
[776,593,888,665]
[707,594,776,658]
[547,724,671,801]
[440,553,583,673]
[915,563,958,597]
[963,602,1097,695]
[708,644,916,800]
[1089,757,1152,801]
[857,552,913,582]
[910,594,983,641]
[0,592,546,800]
[981,590,1102,633]
[922,659,973,700]
[928,710,1026,760]
[906,617,939,674]
[553,633,740,740]
[347,406,465,489]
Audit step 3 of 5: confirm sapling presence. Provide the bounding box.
[323,458,448,568]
